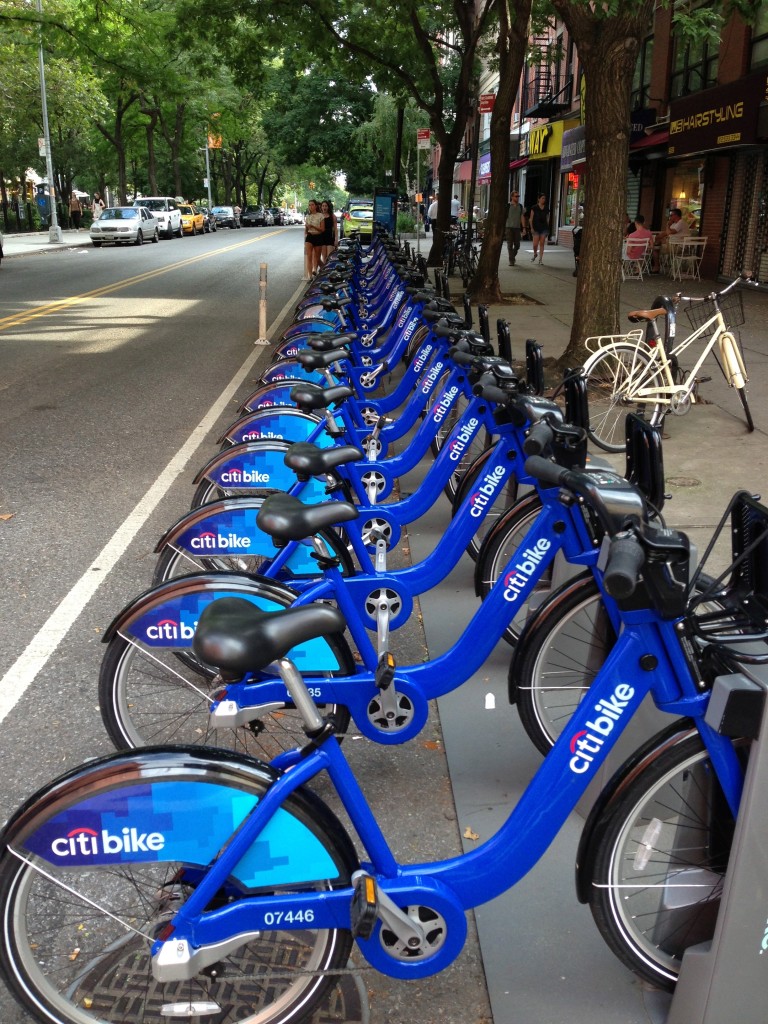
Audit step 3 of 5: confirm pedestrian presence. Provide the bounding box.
[0,230,4,270]
[320,199,338,264]
[304,198,325,276]
[527,194,550,265]
[572,209,584,277]
[92,192,105,220]
[505,189,524,266]
[69,192,83,230]
[427,195,438,228]
[450,194,460,224]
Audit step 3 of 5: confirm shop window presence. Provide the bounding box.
[751,6,768,68]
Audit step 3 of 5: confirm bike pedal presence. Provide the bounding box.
[375,651,396,691]
[351,873,379,939]
[696,376,712,384]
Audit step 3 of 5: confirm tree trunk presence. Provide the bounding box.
[469,0,532,303]
[550,1,654,369]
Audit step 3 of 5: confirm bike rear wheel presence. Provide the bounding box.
[582,344,663,453]
[588,733,740,990]
[99,624,354,756]
[0,771,355,1024]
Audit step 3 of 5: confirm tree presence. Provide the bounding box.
[469,0,533,303]
[549,0,763,367]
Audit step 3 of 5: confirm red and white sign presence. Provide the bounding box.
[479,94,496,115]
[417,128,432,149]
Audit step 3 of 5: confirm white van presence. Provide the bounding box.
[132,196,182,239]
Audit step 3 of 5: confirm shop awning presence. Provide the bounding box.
[509,157,528,170]
[630,128,670,150]
[457,160,473,181]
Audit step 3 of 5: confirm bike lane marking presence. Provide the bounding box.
[0,275,306,727]
[0,229,288,332]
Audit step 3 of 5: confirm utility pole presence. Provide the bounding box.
[36,0,62,242]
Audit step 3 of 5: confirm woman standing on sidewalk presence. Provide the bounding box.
[528,194,550,265]
[304,199,325,276]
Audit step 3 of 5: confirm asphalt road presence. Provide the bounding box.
[0,225,304,817]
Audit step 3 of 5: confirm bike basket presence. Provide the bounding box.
[687,491,768,660]
[684,290,745,336]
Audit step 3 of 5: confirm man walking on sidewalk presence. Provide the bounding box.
[505,190,524,266]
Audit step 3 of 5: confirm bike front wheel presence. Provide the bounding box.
[511,574,615,754]
[582,344,663,453]
[0,767,356,1024]
[587,733,741,990]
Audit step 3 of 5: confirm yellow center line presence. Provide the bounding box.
[0,229,288,332]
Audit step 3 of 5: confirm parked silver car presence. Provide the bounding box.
[90,206,160,247]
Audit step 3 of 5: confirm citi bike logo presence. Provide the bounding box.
[413,343,434,373]
[420,360,445,395]
[241,430,284,441]
[146,618,197,641]
[51,826,165,857]
[568,685,636,774]
[220,468,270,484]
[501,540,552,599]
[448,417,480,460]
[403,317,420,342]
[434,387,461,424]
[469,466,507,518]
[190,531,251,550]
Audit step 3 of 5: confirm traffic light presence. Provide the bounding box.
[309,181,315,190]
[26,181,33,200]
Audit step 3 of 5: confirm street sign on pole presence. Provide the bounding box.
[478,93,496,115]
[417,128,431,150]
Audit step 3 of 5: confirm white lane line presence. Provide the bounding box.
[0,278,307,727]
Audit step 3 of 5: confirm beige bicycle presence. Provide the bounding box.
[582,272,757,452]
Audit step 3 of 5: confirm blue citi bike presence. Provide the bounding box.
[1,452,764,1023]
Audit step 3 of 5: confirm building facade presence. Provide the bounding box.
[449,3,767,284]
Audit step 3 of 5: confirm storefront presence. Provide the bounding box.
[520,118,578,237]
[666,69,768,279]
[559,124,585,245]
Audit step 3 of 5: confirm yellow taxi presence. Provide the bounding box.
[179,203,205,236]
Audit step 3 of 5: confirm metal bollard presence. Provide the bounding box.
[255,262,269,346]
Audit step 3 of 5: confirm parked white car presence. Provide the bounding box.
[132,196,183,238]
[90,206,160,247]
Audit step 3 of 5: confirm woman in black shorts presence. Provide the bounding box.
[320,200,338,265]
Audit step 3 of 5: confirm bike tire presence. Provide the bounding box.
[450,446,521,561]
[582,343,663,453]
[99,592,355,756]
[737,385,755,432]
[511,574,615,754]
[474,493,547,645]
[0,754,356,1024]
[587,732,741,989]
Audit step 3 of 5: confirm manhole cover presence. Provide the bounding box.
[666,476,701,487]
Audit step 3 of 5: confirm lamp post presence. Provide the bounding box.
[203,142,213,208]
[36,0,61,242]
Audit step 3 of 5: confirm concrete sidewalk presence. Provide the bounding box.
[1,228,91,258]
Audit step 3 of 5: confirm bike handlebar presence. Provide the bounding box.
[523,418,556,457]
[675,270,756,306]
[603,534,646,599]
